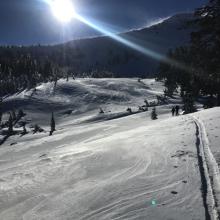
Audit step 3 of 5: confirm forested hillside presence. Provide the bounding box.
[0,13,194,96]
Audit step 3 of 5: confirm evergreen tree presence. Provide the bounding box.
[151,107,158,120]
[11,110,16,121]
[50,112,56,136]
[0,112,2,125]
[182,93,197,114]
[0,98,2,124]
[191,0,220,105]
[8,113,13,135]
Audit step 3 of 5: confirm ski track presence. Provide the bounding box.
[1,79,217,219]
[192,116,220,220]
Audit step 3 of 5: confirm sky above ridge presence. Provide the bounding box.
[0,0,207,45]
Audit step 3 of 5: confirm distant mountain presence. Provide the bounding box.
[0,13,196,78]
[62,13,195,77]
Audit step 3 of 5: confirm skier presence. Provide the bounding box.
[175,105,180,116]
[171,107,175,116]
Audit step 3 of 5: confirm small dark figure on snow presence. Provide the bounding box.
[171,107,175,116]
[175,105,180,116]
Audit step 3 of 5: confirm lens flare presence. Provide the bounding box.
[75,14,188,71]
[50,0,75,23]
[42,0,187,71]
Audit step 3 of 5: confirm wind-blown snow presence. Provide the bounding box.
[0,78,220,220]
[146,16,171,28]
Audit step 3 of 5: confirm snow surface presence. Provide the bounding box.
[0,78,220,220]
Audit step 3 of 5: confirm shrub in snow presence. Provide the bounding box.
[21,122,27,136]
[139,106,144,111]
[149,101,157,107]
[33,124,44,134]
[17,109,25,119]
[144,99,149,108]
[203,96,216,109]
[126,108,132,114]
[151,107,158,120]
[156,95,167,105]
[99,108,104,114]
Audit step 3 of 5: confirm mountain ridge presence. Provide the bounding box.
[62,12,195,76]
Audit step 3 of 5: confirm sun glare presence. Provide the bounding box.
[50,0,75,23]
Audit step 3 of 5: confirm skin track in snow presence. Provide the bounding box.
[193,116,220,220]
[1,79,220,219]
[195,122,212,220]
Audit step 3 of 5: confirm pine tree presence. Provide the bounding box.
[151,107,158,120]
[8,113,13,135]
[50,112,56,136]
[0,98,2,125]
[11,110,16,121]
[191,0,220,105]
[0,112,2,125]
[182,93,197,114]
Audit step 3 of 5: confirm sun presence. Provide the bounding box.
[50,0,75,23]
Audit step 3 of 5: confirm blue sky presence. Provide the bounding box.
[0,0,207,45]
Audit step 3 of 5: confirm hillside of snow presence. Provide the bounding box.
[1,78,220,220]
[1,78,166,126]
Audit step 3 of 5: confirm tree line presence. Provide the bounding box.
[158,0,220,112]
[0,51,62,96]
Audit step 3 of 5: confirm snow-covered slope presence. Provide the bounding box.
[1,78,220,220]
[64,13,195,76]
[1,78,165,126]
